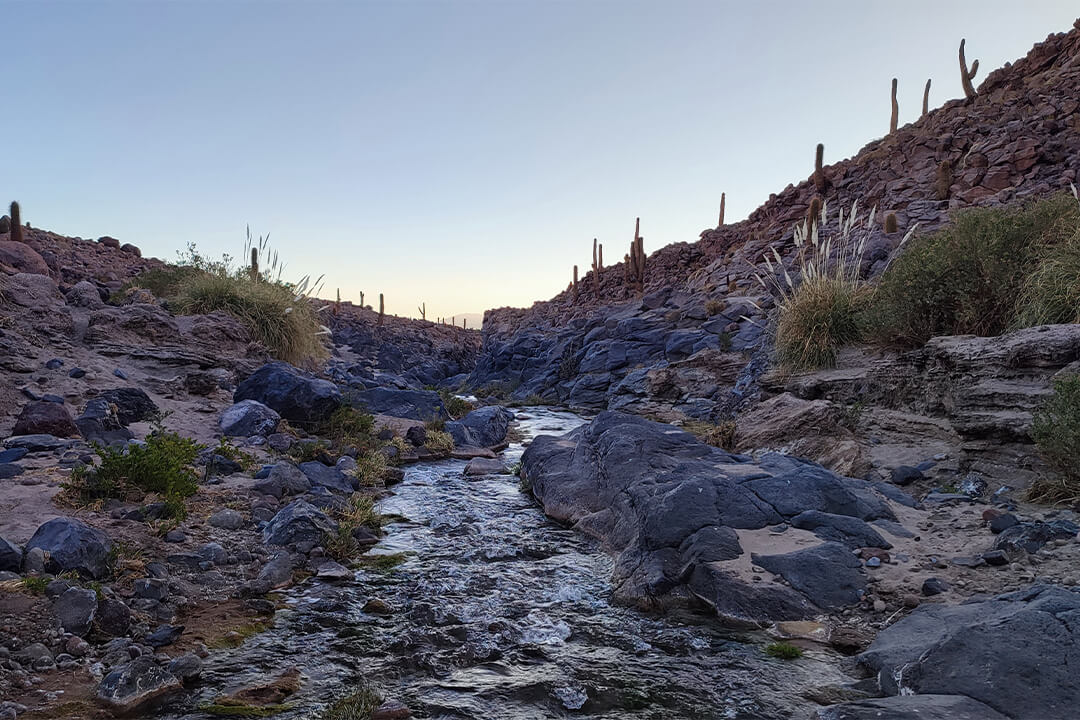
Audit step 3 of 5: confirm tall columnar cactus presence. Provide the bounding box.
[890,78,899,134]
[418,302,426,321]
[10,201,23,244]
[250,247,259,281]
[922,78,932,117]
[807,196,823,233]
[884,212,898,234]
[592,238,601,292]
[935,160,953,200]
[718,192,726,227]
[334,288,341,315]
[573,265,579,299]
[598,243,603,270]
[627,218,645,294]
[814,144,825,193]
[379,294,385,325]
[959,39,979,100]
[359,291,365,308]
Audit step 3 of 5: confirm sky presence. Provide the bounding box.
[5,1,1077,320]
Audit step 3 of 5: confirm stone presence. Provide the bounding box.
[65,280,105,309]
[197,542,229,566]
[752,543,867,610]
[815,695,1008,720]
[219,400,281,438]
[299,461,354,494]
[95,387,159,425]
[146,624,184,647]
[0,464,23,479]
[249,554,294,593]
[234,362,342,424]
[168,653,203,683]
[994,519,1078,554]
[0,537,23,572]
[262,500,338,547]
[208,508,246,531]
[25,517,113,579]
[12,401,79,438]
[988,513,1019,533]
[982,549,1010,566]
[75,397,134,444]
[254,463,311,499]
[464,457,510,476]
[921,577,949,596]
[54,587,98,635]
[316,561,352,581]
[95,657,182,716]
[372,700,412,720]
[889,465,924,486]
[353,387,448,421]
[120,242,141,256]
[135,578,168,602]
[445,406,514,448]
[404,425,427,447]
[3,433,72,452]
[790,511,892,549]
[0,241,50,275]
[0,448,28,463]
[98,597,132,636]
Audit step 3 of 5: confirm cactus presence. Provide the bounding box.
[418,302,426,320]
[250,247,259,281]
[934,160,953,200]
[890,78,898,134]
[10,201,23,244]
[922,78,931,117]
[592,238,600,292]
[884,212,898,234]
[807,196,823,233]
[718,192,726,226]
[598,243,603,270]
[334,288,341,315]
[814,144,826,193]
[626,218,645,294]
[379,294,385,325]
[959,39,979,100]
[573,265,579,299]
[359,291,364,308]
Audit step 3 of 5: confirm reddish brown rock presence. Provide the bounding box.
[0,240,50,276]
[12,401,80,438]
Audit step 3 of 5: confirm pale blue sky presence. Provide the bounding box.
[6,1,1077,318]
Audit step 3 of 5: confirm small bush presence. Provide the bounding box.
[1013,223,1080,327]
[683,420,737,451]
[322,686,382,720]
[424,429,454,454]
[704,299,726,316]
[19,576,49,594]
[63,426,201,519]
[287,439,331,464]
[319,406,377,453]
[764,642,804,659]
[323,493,384,563]
[867,193,1079,346]
[352,451,387,487]
[438,389,474,419]
[1029,375,1080,504]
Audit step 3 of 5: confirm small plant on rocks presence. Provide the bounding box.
[321,686,382,720]
[764,642,804,659]
[1029,374,1080,504]
[424,429,454,454]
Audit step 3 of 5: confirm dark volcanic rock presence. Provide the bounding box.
[790,511,892,549]
[353,387,447,421]
[0,536,23,571]
[856,584,1080,720]
[220,399,281,437]
[816,695,1008,720]
[262,500,338,546]
[234,362,342,424]
[12,401,79,438]
[75,397,134,444]
[54,587,98,636]
[254,462,312,499]
[520,411,892,624]
[298,461,354,494]
[96,387,159,425]
[95,656,182,716]
[26,517,113,579]
[445,406,513,448]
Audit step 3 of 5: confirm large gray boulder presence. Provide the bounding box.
[298,461,354,494]
[54,587,98,636]
[234,362,342,424]
[262,500,338,546]
[0,536,22,572]
[96,388,159,425]
[446,405,513,448]
[75,397,134,445]
[520,411,896,625]
[856,584,1080,720]
[353,387,447,421]
[219,399,281,437]
[254,462,311,499]
[95,657,182,716]
[26,517,113,579]
[816,695,1008,720]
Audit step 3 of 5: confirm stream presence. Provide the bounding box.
[174,408,845,719]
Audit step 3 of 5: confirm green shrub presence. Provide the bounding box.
[287,439,331,463]
[424,429,454,454]
[764,642,804,659]
[438,389,474,419]
[1013,223,1080,327]
[867,193,1079,346]
[352,451,388,487]
[63,426,201,519]
[319,406,377,453]
[323,493,384,563]
[1029,375,1080,504]
[321,686,382,720]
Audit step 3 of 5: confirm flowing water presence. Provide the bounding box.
[174,408,845,719]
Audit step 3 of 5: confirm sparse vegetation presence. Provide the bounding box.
[287,439,331,464]
[352,451,388,487]
[19,576,49,594]
[705,299,726,316]
[357,552,407,572]
[324,493,385,563]
[201,702,292,717]
[61,424,201,520]
[207,620,274,650]
[1029,375,1080,504]
[424,429,454,454]
[321,686,382,720]
[212,438,257,471]
[683,420,737,452]
[318,406,378,454]
[866,193,1079,347]
[764,642,804,659]
[438,389,475,419]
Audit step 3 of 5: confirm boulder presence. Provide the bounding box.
[95,388,159,425]
[75,397,134,445]
[464,457,510,476]
[208,508,246,530]
[12,401,79,438]
[0,536,22,572]
[65,280,106,309]
[53,587,98,636]
[168,653,203,683]
[234,362,342,424]
[262,500,338,546]
[298,461,354,494]
[520,411,891,624]
[254,462,311,499]
[245,554,294,594]
[353,387,447,421]
[790,511,892,549]
[0,240,50,275]
[445,406,513,448]
[816,695,1008,720]
[3,434,74,452]
[26,517,113,579]
[220,400,281,437]
[857,585,1080,720]
[95,657,182,716]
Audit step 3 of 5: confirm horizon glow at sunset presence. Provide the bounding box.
[6,1,1077,320]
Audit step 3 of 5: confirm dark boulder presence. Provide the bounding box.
[234,362,342,424]
[262,500,338,546]
[26,517,113,579]
[816,695,1008,720]
[220,400,281,437]
[298,461,354,494]
[790,511,892,549]
[751,543,866,610]
[445,406,513,448]
[12,401,79,438]
[254,462,311,499]
[353,387,447,421]
[857,584,1080,720]
[0,536,22,571]
[95,657,182,716]
[75,397,134,444]
[54,587,98,636]
[96,388,159,425]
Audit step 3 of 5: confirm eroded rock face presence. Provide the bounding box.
[816,695,1008,720]
[521,411,897,625]
[234,362,342,424]
[855,585,1080,720]
[0,240,50,276]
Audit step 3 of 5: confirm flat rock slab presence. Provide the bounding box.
[451,446,497,460]
[816,694,1008,720]
[464,457,510,476]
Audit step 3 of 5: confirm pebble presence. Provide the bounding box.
[872,599,887,613]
